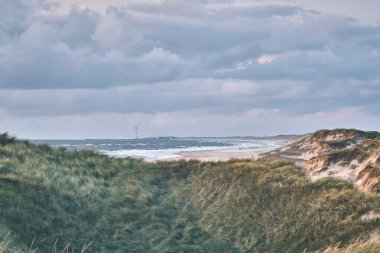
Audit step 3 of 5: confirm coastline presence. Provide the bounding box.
[33,137,298,162]
[163,146,277,162]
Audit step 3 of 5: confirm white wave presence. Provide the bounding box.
[100,139,283,161]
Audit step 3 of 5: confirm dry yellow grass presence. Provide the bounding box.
[308,240,380,253]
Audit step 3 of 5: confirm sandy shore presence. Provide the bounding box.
[164,146,277,162]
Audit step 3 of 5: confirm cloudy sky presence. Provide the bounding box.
[1,0,380,139]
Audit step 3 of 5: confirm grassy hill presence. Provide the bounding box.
[1,133,380,252]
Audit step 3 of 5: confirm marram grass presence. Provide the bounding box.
[0,135,380,252]
[308,240,380,253]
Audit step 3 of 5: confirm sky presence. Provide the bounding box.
[1,0,380,139]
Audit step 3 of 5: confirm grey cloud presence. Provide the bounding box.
[1,0,380,90]
[0,81,229,116]
[2,77,378,118]
[1,0,380,138]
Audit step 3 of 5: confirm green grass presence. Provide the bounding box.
[190,158,380,252]
[0,138,235,252]
[310,129,380,141]
[0,135,380,252]
[314,146,367,165]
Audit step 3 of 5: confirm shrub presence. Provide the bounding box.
[0,133,16,146]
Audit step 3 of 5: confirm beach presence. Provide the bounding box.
[167,146,277,162]
[33,137,295,162]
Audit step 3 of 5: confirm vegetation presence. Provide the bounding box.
[190,158,380,252]
[310,129,380,141]
[0,136,380,252]
[311,240,380,253]
[0,139,235,252]
[0,133,16,146]
[315,146,367,165]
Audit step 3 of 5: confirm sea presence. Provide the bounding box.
[31,137,288,161]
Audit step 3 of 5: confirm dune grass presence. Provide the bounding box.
[0,138,235,252]
[0,135,380,252]
[190,158,380,252]
[309,240,380,253]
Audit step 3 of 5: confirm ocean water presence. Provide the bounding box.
[32,137,284,161]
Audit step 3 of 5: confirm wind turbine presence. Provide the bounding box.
[133,123,139,140]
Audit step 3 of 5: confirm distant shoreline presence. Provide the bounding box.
[162,138,299,162]
[166,146,277,162]
[31,136,300,162]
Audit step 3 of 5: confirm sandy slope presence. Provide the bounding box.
[273,129,380,193]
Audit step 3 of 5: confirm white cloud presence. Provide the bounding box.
[257,54,280,64]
